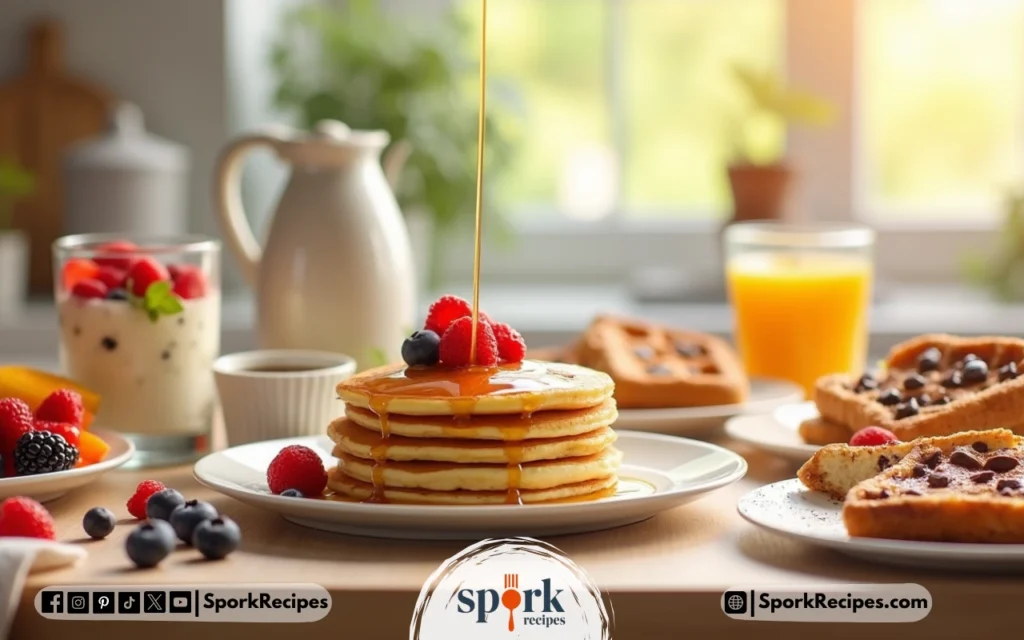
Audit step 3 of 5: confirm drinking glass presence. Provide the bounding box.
[724,222,875,397]
[53,234,221,467]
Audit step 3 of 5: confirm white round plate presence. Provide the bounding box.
[739,479,1024,572]
[724,401,821,462]
[613,377,803,435]
[194,431,747,540]
[0,429,134,503]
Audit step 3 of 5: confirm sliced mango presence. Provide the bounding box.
[78,430,110,464]
[0,366,101,429]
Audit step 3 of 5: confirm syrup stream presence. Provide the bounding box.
[469,0,488,366]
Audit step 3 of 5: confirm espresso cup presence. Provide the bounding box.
[212,350,356,446]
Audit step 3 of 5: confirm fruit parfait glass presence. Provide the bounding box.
[53,234,221,467]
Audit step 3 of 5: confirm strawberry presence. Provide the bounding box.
[95,266,127,290]
[439,316,498,366]
[70,279,108,300]
[0,497,56,540]
[35,389,85,427]
[61,259,100,291]
[171,265,208,299]
[127,480,167,519]
[0,398,33,455]
[126,257,169,297]
[93,240,139,270]
[34,421,81,448]
[491,322,526,363]
[849,426,899,447]
[267,445,327,496]
[424,295,472,336]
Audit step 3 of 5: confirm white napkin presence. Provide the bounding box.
[0,539,85,640]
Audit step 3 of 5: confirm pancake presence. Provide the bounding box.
[343,399,617,440]
[333,448,623,492]
[329,419,617,463]
[327,467,618,505]
[336,360,614,416]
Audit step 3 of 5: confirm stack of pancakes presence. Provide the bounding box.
[327,360,622,505]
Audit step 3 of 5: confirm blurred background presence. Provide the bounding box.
[2,0,1024,357]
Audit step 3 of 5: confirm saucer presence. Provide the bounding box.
[0,429,134,503]
[723,401,821,462]
[613,377,803,435]
[738,479,1024,572]
[194,430,747,540]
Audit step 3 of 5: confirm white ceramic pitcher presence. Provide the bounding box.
[213,120,416,368]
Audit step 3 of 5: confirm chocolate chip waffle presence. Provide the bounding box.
[542,316,748,409]
[843,435,1024,543]
[809,334,1024,443]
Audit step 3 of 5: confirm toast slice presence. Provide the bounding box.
[797,429,1021,499]
[807,334,1024,441]
[843,435,1024,543]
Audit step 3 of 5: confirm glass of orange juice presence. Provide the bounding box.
[724,222,875,397]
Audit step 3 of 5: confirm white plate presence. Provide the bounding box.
[613,377,803,435]
[0,429,135,503]
[724,401,821,463]
[194,431,748,540]
[739,479,1024,572]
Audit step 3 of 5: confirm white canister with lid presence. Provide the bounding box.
[63,102,189,235]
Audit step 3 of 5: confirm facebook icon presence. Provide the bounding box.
[41,591,63,614]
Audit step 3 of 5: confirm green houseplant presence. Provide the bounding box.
[270,0,517,288]
[0,157,34,320]
[727,64,834,222]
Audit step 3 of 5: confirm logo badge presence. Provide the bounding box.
[169,591,192,614]
[144,591,167,614]
[93,592,115,614]
[723,590,748,615]
[68,592,90,614]
[118,592,141,614]
[410,537,611,639]
[40,591,63,614]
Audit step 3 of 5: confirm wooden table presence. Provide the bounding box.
[11,438,1021,639]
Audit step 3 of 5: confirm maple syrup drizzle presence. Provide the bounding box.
[469,0,488,366]
[366,395,391,503]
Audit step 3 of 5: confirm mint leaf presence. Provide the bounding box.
[124,279,183,323]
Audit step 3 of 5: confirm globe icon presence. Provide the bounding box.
[728,595,744,611]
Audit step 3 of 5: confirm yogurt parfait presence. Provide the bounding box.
[53,235,221,466]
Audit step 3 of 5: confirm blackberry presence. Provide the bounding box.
[13,431,78,476]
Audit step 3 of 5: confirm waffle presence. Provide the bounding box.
[809,334,1024,442]
[531,316,748,409]
[843,435,1024,543]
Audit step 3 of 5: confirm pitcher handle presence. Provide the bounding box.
[212,134,280,287]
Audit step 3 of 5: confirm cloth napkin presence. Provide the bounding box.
[0,538,85,640]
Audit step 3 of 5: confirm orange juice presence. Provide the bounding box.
[726,252,872,396]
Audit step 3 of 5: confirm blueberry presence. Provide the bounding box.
[125,520,176,568]
[401,330,441,366]
[279,488,304,498]
[106,288,128,301]
[82,506,116,539]
[192,516,242,560]
[146,488,186,522]
[169,500,219,544]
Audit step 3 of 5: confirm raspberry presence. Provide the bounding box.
[70,278,108,299]
[849,426,899,447]
[0,398,33,454]
[61,258,100,291]
[35,389,85,427]
[267,445,327,496]
[171,265,208,299]
[126,257,169,297]
[94,240,139,270]
[127,480,167,519]
[0,497,56,540]
[491,322,526,363]
[424,295,472,336]
[95,266,127,289]
[34,421,80,448]
[439,316,498,366]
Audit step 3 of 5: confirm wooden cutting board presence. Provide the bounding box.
[0,20,113,294]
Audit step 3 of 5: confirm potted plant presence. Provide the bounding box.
[269,0,518,290]
[0,157,35,321]
[727,65,834,223]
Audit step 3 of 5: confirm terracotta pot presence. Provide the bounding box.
[726,162,794,222]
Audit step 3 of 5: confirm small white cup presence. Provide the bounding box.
[212,350,356,446]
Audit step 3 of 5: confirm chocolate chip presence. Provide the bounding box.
[894,398,919,419]
[923,451,942,469]
[971,471,996,483]
[101,337,118,351]
[972,441,989,453]
[999,362,1019,382]
[855,374,879,393]
[911,464,927,478]
[962,359,989,385]
[932,395,951,405]
[941,370,963,388]
[950,449,983,470]
[962,353,979,364]
[877,455,890,471]
[997,479,1021,491]
[903,374,926,390]
[877,389,902,406]
[918,347,942,373]
[927,473,950,488]
[903,489,923,496]
[161,350,171,361]
[877,489,890,499]
[674,342,704,358]
[646,364,671,375]
[634,346,655,360]
[917,394,931,407]
[984,455,1020,473]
